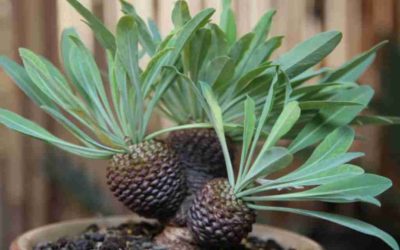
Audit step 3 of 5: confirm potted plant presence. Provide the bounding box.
[1,0,399,249]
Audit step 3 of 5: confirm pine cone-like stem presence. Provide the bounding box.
[106,140,186,220]
[167,128,235,225]
[187,178,256,247]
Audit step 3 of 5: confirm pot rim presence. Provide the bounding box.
[10,215,322,250]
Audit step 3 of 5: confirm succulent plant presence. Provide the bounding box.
[187,83,399,249]
[124,0,400,225]
[0,0,399,249]
[0,0,216,221]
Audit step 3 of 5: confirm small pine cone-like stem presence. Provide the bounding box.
[187,178,256,247]
[167,128,235,225]
[106,140,186,220]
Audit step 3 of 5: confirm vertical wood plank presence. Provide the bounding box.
[233,0,251,35]
[155,0,174,37]
[323,0,349,67]
[0,0,13,248]
[57,0,94,49]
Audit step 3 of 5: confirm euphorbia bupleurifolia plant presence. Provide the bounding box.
[0,0,399,249]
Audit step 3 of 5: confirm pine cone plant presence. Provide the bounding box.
[188,83,399,249]
[126,0,400,201]
[123,0,400,227]
[0,0,216,221]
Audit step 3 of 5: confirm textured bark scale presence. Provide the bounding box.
[167,128,235,225]
[187,178,256,247]
[106,140,186,220]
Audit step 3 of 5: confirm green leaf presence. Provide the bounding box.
[244,36,283,71]
[238,97,256,182]
[298,100,363,110]
[41,106,121,152]
[202,56,235,90]
[278,152,364,183]
[0,109,113,159]
[166,8,215,65]
[238,72,278,188]
[304,126,354,166]
[241,147,292,188]
[61,28,92,106]
[351,115,400,126]
[256,164,364,191]
[228,33,254,64]
[276,31,342,78]
[141,47,174,96]
[233,62,275,96]
[172,0,191,27]
[322,41,388,82]
[262,101,301,150]
[201,83,235,187]
[120,0,157,55]
[291,67,330,87]
[289,85,373,153]
[206,24,229,61]
[0,56,54,108]
[235,10,275,77]
[254,174,391,203]
[68,37,121,135]
[67,0,116,54]
[291,82,348,98]
[19,49,77,109]
[116,16,143,141]
[220,0,236,45]
[148,19,162,44]
[187,28,211,82]
[248,205,399,250]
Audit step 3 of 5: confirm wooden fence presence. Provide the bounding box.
[0,0,399,248]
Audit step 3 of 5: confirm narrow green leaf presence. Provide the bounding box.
[263,101,301,150]
[61,28,92,106]
[322,41,388,82]
[241,147,292,188]
[201,83,235,187]
[235,10,275,77]
[291,67,331,87]
[298,100,363,110]
[237,97,256,183]
[289,85,373,153]
[172,0,191,27]
[304,126,354,166]
[67,0,116,53]
[220,0,237,45]
[68,37,120,135]
[120,0,157,55]
[276,31,342,78]
[187,28,211,81]
[254,174,391,203]
[0,56,54,108]
[248,205,399,250]
[256,164,364,191]
[278,152,364,183]
[228,32,254,64]
[351,115,400,126]
[0,109,113,159]
[116,16,143,141]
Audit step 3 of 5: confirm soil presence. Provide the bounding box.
[33,221,292,250]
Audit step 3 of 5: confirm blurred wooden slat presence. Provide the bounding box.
[57,0,94,49]
[0,0,13,247]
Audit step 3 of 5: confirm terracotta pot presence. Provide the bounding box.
[10,215,322,250]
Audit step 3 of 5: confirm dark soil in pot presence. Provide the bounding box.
[33,220,292,250]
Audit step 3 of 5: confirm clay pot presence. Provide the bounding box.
[10,215,322,250]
